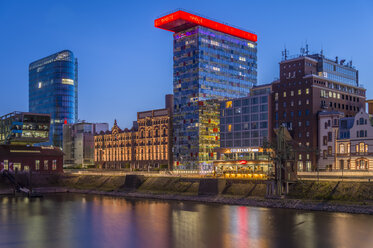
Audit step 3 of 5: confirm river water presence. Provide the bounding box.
[0,194,372,248]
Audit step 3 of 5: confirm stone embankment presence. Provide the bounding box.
[1,173,373,214]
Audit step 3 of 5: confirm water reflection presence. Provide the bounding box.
[0,194,372,248]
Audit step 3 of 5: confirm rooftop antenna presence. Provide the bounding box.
[320,44,324,57]
[305,43,309,55]
[282,46,289,60]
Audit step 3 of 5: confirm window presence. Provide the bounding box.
[299,154,302,160]
[298,161,303,172]
[291,91,294,96]
[359,143,365,153]
[35,160,40,170]
[347,143,351,153]
[283,92,287,97]
[298,89,302,95]
[306,88,309,94]
[328,132,332,142]
[328,146,332,155]
[4,160,8,170]
[44,160,48,170]
[52,160,57,170]
[306,161,311,171]
[228,124,232,132]
[323,150,327,159]
[226,101,232,108]
[306,99,309,105]
[339,144,345,154]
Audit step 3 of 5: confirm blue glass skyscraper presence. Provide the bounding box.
[29,50,78,148]
[156,10,257,170]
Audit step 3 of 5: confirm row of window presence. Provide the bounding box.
[275,88,310,100]
[2,160,57,171]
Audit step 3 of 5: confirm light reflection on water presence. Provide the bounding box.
[0,194,372,248]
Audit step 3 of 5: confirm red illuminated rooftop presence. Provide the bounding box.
[155,10,257,42]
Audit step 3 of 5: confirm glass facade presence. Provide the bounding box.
[310,54,358,86]
[220,89,270,149]
[0,112,50,145]
[173,26,257,170]
[29,50,78,148]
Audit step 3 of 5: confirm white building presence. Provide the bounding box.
[318,109,373,171]
[63,122,108,167]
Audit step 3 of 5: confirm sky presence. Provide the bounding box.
[0,0,372,128]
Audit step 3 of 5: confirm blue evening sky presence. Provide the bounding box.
[0,0,372,128]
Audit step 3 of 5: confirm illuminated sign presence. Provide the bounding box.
[229,148,259,153]
[239,160,247,165]
[155,10,257,42]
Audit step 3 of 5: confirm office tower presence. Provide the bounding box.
[272,50,366,172]
[155,10,257,170]
[29,50,78,148]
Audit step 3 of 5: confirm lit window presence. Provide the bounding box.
[298,89,302,95]
[44,160,48,170]
[38,82,42,88]
[226,101,232,108]
[298,161,303,171]
[283,92,287,97]
[306,88,309,94]
[228,124,232,132]
[291,91,294,96]
[62,79,74,85]
[35,160,40,170]
[339,144,345,154]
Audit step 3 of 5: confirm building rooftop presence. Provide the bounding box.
[154,9,257,42]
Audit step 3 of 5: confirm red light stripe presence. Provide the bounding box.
[155,10,257,42]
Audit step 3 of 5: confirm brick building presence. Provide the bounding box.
[94,96,173,170]
[0,145,63,173]
[272,52,366,171]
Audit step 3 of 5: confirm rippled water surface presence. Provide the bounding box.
[0,194,372,248]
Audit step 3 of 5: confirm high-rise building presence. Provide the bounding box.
[29,50,78,148]
[155,10,257,171]
[272,51,366,171]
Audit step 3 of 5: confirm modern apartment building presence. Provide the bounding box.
[272,52,366,171]
[63,122,108,167]
[29,50,78,148]
[155,10,257,170]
